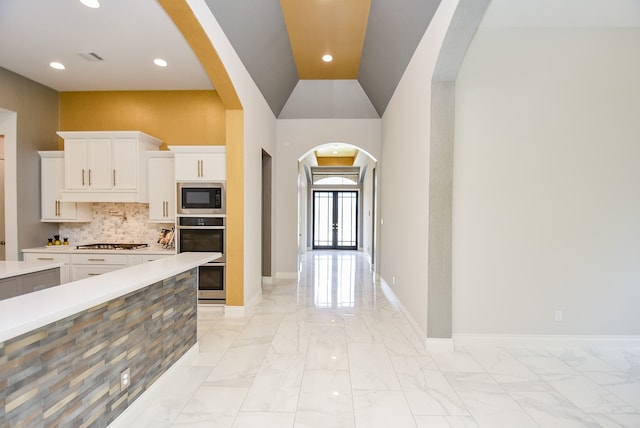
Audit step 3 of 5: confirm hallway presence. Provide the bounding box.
[111,251,640,428]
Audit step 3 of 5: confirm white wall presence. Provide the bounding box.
[454,28,640,335]
[275,119,381,275]
[379,0,460,336]
[188,0,277,306]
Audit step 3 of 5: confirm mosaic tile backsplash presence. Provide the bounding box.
[0,268,197,427]
[58,203,174,248]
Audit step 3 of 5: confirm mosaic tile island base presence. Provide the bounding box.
[0,267,197,427]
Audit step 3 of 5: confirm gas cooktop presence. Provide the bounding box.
[76,243,149,250]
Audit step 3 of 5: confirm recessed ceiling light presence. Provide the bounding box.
[50,62,65,70]
[80,0,100,8]
[322,54,333,63]
[153,58,168,67]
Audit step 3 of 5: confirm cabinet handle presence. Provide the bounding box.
[113,169,117,186]
[55,200,59,217]
[82,169,85,186]
[37,257,54,261]
[88,273,101,276]
[87,258,105,262]
[200,159,204,177]
[88,169,92,186]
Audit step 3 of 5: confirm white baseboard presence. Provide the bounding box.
[454,334,640,349]
[379,277,430,351]
[224,305,246,317]
[262,276,273,284]
[108,344,199,428]
[426,338,455,353]
[276,271,298,279]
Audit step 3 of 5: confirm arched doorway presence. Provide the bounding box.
[297,142,377,262]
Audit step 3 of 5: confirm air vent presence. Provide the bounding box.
[78,52,104,62]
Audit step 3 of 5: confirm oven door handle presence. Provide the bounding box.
[177,226,225,230]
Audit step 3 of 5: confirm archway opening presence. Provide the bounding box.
[297,142,378,265]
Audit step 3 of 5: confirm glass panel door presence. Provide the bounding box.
[313,191,357,249]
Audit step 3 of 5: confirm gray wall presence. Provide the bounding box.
[453,27,640,335]
[0,67,59,257]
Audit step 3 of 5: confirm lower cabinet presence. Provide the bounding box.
[70,254,127,281]
[23,253,71,284]
[23,251,172,283]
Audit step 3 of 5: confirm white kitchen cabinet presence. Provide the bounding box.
[59,131,162,202]
[147,152,175,222]
[70,253,127,281]
[169,146,226,181]
[39,151,92,222]
[127,253,171,266]
[23,252,71,284]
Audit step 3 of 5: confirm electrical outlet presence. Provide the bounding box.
[554,310,563,322]
[392,276,396,285]
[120,368,131,391]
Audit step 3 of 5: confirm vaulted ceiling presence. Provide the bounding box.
[0,0,440,119]
[2,0,638,121]
[203,0,440,117]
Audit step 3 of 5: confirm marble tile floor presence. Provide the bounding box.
[110,250,640,428]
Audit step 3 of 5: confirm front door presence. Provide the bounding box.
[313,191,357,249]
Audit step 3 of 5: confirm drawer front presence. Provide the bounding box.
[71,266,120,281]
[24,253,70,264]
[71,253,127,265]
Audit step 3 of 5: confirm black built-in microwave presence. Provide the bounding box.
[177,182,225,215]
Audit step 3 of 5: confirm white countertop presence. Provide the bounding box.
[22,246,176,255]
[0,252,219,343]
[0,260,64,280]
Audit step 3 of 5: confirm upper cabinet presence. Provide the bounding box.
[39,151,92,222]
[147,151,175,222]
[169,146,226,181]
[58,131,162,202]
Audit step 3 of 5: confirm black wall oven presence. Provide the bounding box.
[177,216,225,302]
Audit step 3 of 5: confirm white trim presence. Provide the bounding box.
[107,344,199,428]
[426,338,455,353]
[379,277,429,351]
[276,271,298,279]
[224,305,246,317]
[0,110,17,260]
[454,334,640,349]
[244,287,263,309]
[262,276,273,284]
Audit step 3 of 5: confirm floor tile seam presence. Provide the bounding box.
[504,384,604,427]
[520,372,634,418]
[588,371,640,412]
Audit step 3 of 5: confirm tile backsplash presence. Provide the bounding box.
[58,203,174,247]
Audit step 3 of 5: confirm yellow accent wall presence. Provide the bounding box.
[59,90,225,149]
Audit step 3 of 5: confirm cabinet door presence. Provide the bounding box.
[112,139,138,190]
[174,154,201,181]
[64,139,89,190]
[200,154,226,181]
[41,156,68,220]
[148,157,175,221]
[86,139,113,190]
[40,154,92,222]
[175,153,226,181]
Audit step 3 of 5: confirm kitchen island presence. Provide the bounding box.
[0,260,63,300]
[0,252,219,427]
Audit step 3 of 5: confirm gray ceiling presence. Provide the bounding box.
[205,0,441,118]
